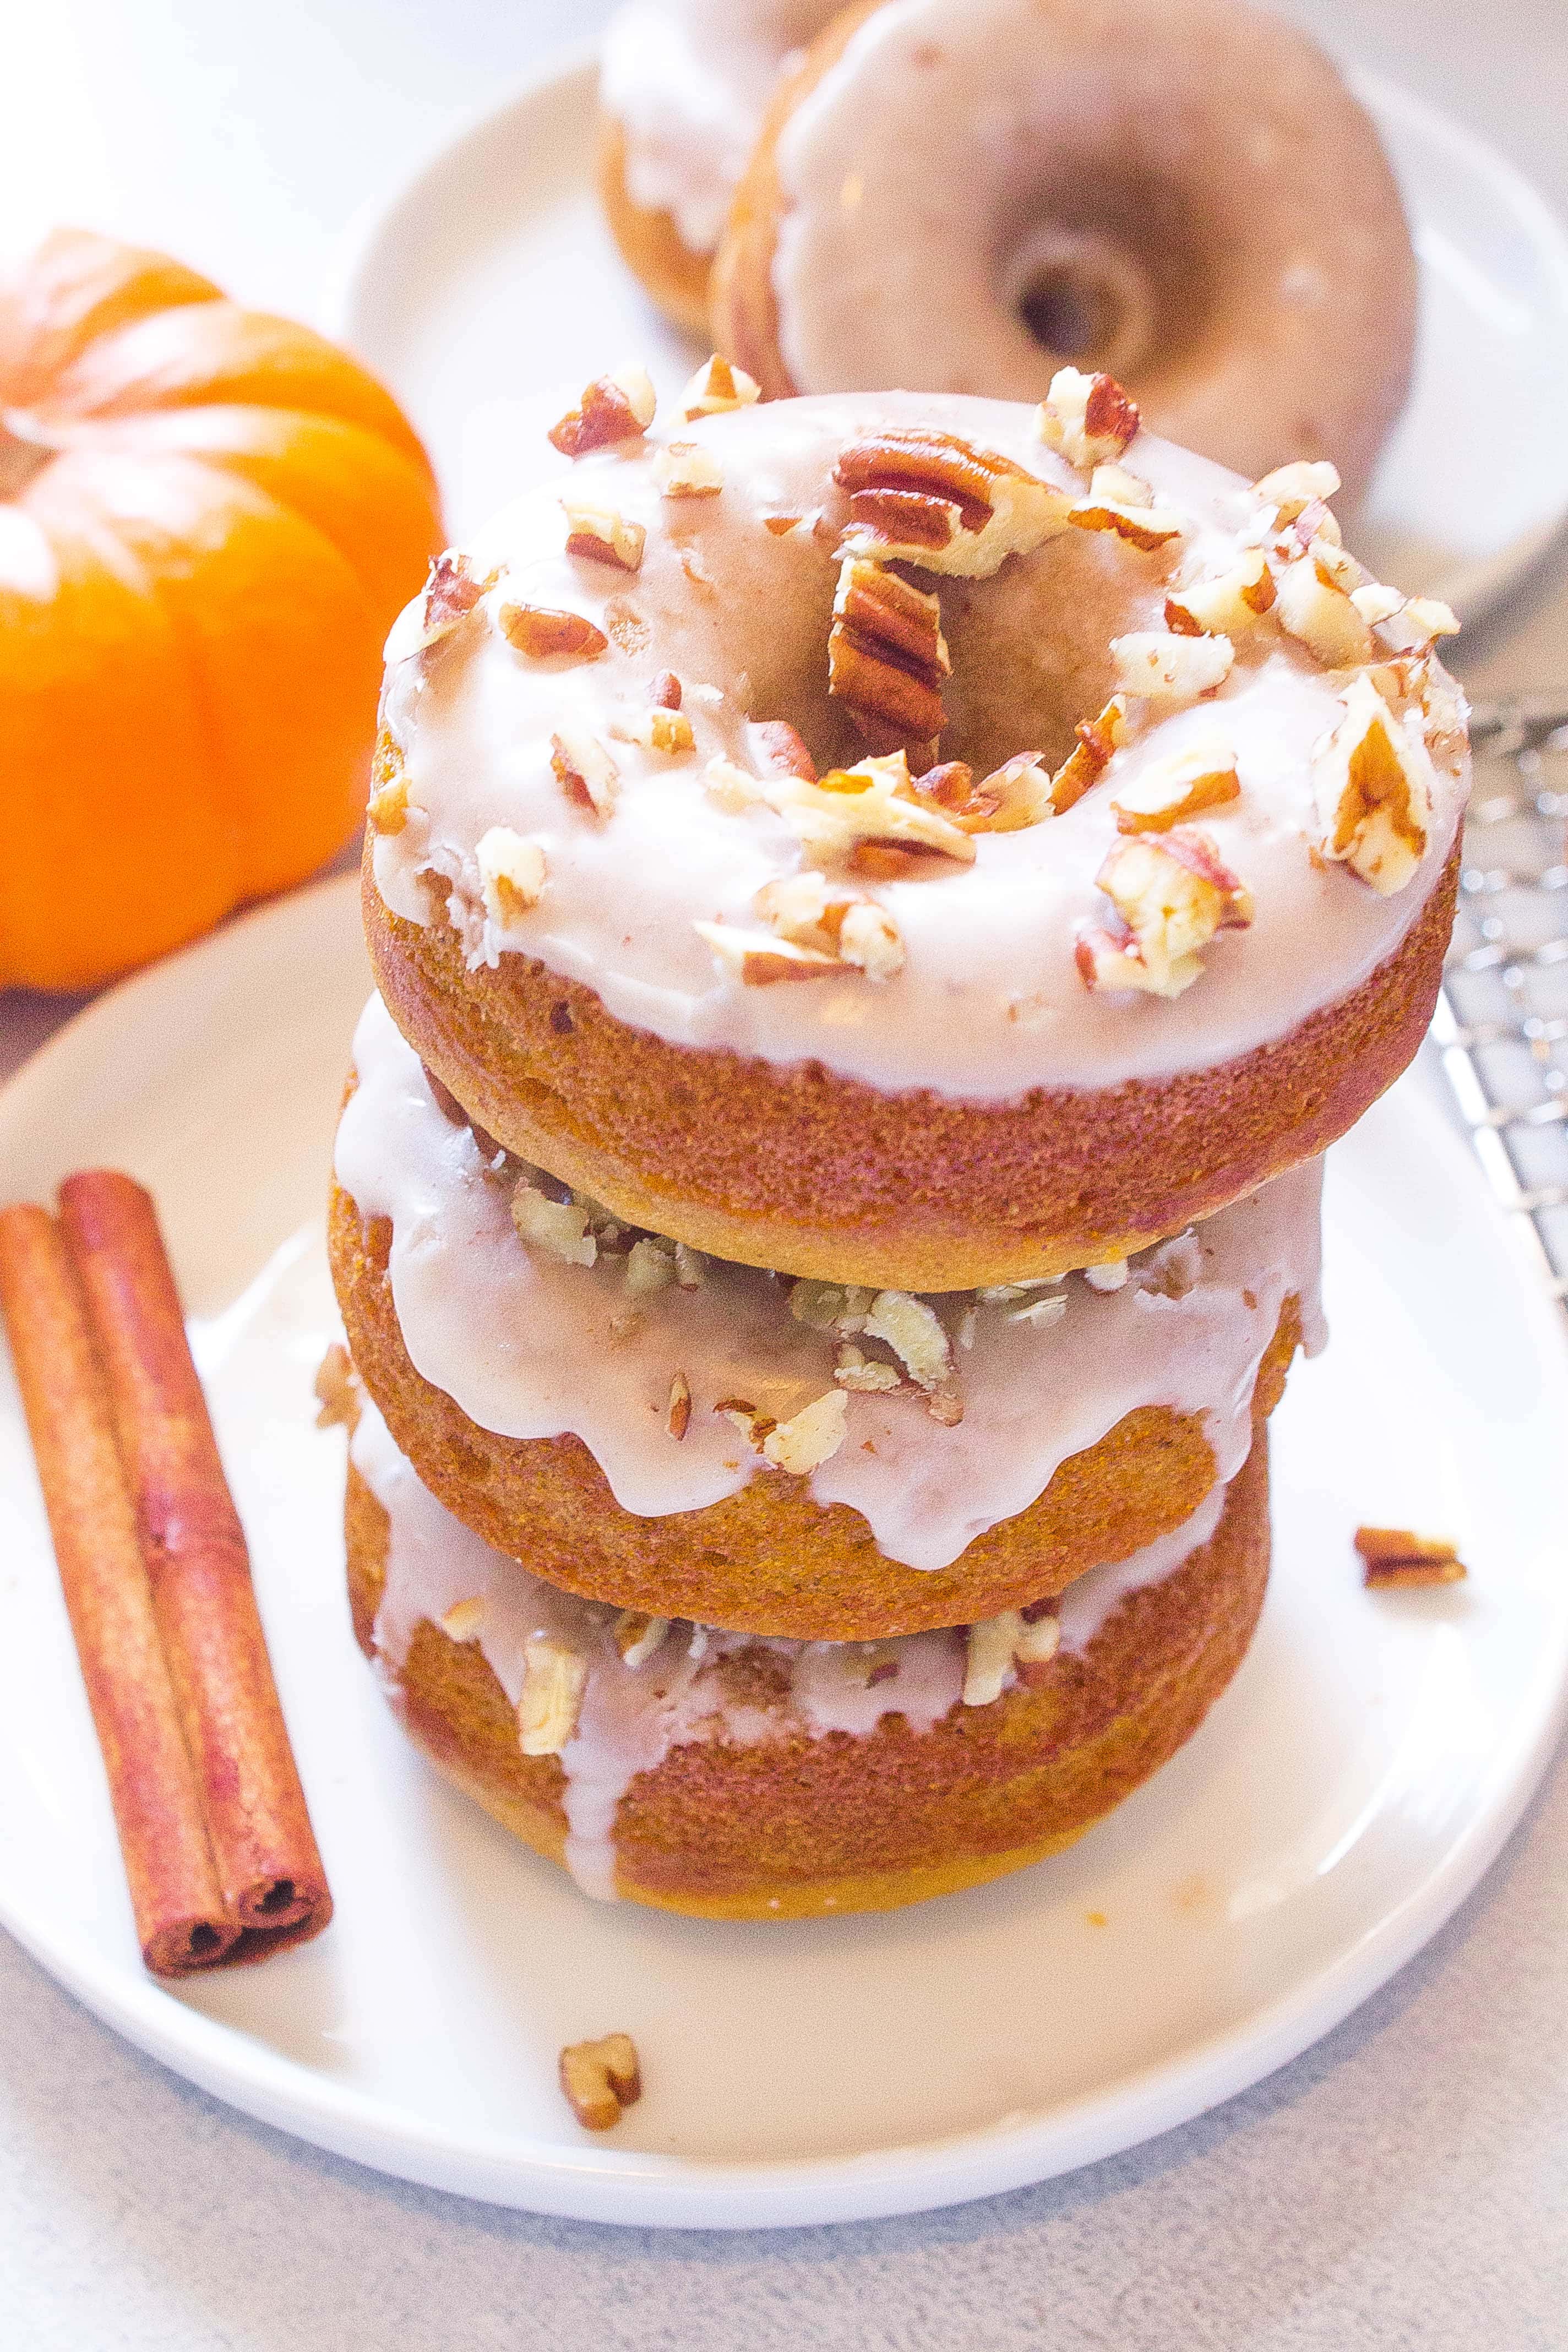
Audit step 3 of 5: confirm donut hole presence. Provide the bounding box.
[997,173,1216,394]
[1006,227,1154,378]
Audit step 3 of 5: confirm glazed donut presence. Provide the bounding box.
[345,1392,1272,1918]
[597,2,843,334]
[329,990,1317,1637]
[366,380,1467,1292]
[712,0,1418,503]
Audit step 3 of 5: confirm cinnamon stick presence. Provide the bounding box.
[58,1172,332,1955]
[0,1205,239,1975]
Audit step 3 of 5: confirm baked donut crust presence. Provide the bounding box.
[331,1166,1301,1637]
[345,1430,1272,1919]
[595,115,714,339]
[365,837,1456,1292]
[711,0,1416,505]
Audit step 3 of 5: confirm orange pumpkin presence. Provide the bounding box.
[0,227,444,990]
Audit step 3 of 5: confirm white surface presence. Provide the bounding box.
[3,0,1568,2338]
[0,876,1565,2229]
[336,57,1568,622]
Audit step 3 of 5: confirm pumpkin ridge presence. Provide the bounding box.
[43,306,433,480]
[81,406,445,616]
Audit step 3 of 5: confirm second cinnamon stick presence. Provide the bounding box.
[60,1172,331,1951]
[0,1205,239,1975]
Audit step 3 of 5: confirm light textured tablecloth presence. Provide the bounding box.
[2,5,1567,2343]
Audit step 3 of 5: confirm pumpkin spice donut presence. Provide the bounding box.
[365,375,1467,1292]
[597,1,844,335]
[329,990,1318,1637]
[342,1390,1273,1918]
[711,0,1417,503]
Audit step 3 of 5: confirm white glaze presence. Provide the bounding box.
[372,390,1467,1100]
[336,992,1323,1574]
[351,1395,1233,1901]
[600,1,841,255]
[763,0,1415,498]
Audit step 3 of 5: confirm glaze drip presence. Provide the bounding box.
[336,992,1324,1572]
[352,1396,1231,1901]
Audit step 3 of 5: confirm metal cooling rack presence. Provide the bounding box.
[1432,701,1568,1326]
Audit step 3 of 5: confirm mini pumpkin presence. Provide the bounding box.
[0,228,444,990]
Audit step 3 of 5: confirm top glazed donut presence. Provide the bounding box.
[364,367,1467,1293]
[712,0,1418,501]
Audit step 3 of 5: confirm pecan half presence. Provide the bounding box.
[829,556,950,754]
[835,429,1071,575]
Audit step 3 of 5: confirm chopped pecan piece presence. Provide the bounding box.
[693,922,842,984]
[559,2034,641,2131]
[548,364,656,457]
[1274,557,1374,668]
[517,1635,588,1755]
[1046,695,1130,814]
[551,726,618,818]
[1253,459,1340,521]
[1070,464,1185,552]
[1111,631,1235,701]
[475,825,547,923]
[761,1388,849,1473]
[367,774,411,836]
[499,603,609,662]
[750,718,817,782]
[1080,827,1252,998]
[630,705,695,755]
[561,493,646,573]
[1164,548,1276,635]
[1110,745,1240,833]
[653,440,723,497]
[1355,1527,1467,1588]
[616,1610,670,1665]
[1313,674,1433,895]
[1036,367,1141,471]
[438,1597,485,1644]
[680,353,760,418]
[764,750,974,870]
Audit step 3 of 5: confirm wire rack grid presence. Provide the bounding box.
[1433,700,1568,1324]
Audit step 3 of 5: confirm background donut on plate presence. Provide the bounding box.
[597,1,844,334]
[345,1391,1275,1919]
[711,0,1418,503]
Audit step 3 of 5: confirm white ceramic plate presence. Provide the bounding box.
[1,876,1566,2228]
[332,55,1568,623]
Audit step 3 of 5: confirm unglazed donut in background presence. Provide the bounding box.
[597,2,843,335]
[711,0,1417,504]
[329,992,1318,1638]
[345,1393,1272,1918]
[366,382,1468,1292]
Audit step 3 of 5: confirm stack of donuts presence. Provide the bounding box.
[328,357,1468,1918]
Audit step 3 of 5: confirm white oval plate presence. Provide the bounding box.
[332,55,1568,623]
[1,876,1566,2227]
